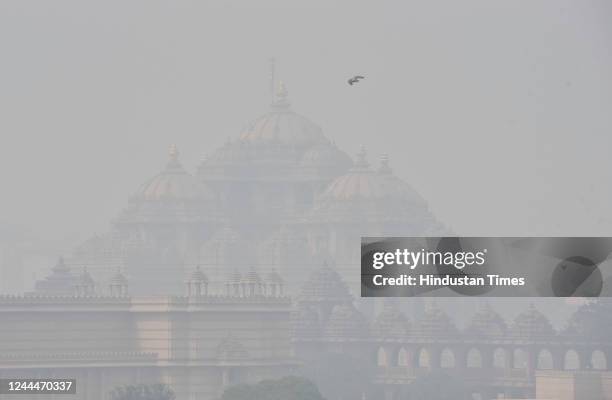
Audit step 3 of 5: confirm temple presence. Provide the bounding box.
[1,83,610,400]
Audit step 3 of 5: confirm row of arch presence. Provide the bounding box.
[376,347,608,371]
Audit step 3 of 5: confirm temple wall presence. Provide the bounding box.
[535,370,612,400]
[0,296,295,400]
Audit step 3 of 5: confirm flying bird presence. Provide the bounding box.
[348,75,365,86]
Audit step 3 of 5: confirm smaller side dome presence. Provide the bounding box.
[120,145,216,224]
[308,148,440,229]
[133,145,213,201]
[317,148,425,204]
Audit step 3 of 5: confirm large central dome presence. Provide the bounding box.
[198,82,352,202]
[238,83,326,148]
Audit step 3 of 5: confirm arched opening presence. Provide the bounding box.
[493,348,506,369]
[418,348,431,368]
[467,348,483,368]
[513,349,528,369]
[398,347,410,367]
[441,348,455,368]
[564,349,581,370]
[564,350,581,370]
[592,350,607,370]
[537,349,554,370]
[377,347,388,367]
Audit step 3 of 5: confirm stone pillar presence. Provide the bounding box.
[430,346,442,369]
[552,348,565,370]
[527,347,537,382]
[506,347,514,370]
[579,348,591,370]
[482,346,494,369]
[456,346,468,368]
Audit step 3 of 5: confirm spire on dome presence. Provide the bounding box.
[271,81,290,108]
[277,81,288,98]
[163,144,182,170]
[169,144,179,161]
[378,153,392,174]
[269,57,276,103]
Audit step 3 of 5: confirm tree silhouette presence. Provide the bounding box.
[221,376,324,400]
[109,384,175,400]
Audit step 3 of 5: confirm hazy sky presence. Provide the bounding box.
[1,0,611,252]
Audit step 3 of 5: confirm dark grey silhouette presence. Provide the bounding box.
[347,75,365,85]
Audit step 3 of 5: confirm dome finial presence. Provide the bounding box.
[169,144,179,161]
[269,57,276,103]
[271,81,291,108]
[277,81,288,98]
